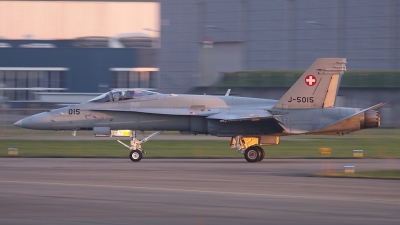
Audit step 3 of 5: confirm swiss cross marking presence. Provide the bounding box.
[305,75,317,86]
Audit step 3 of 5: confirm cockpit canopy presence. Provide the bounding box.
[88,89,159,103]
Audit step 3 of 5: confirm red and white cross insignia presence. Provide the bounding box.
[305,75,317,86]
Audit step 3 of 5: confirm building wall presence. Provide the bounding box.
[158,1,198,94]
[1,1,398,95]
[159,0,400,93]
[0,45,157,94]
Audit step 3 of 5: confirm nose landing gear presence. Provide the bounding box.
[117,130,164,162]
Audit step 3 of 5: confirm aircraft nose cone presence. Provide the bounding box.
[14,112,53,130]
[14,119,23,127]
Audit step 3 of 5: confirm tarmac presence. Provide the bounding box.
[0,158,399,225]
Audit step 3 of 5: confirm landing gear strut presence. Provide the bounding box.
[235,135,265,163]
[117,130,164,162]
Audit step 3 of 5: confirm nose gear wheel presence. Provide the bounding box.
[129,150,142,162]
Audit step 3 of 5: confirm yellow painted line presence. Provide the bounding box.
[1,180,399,204]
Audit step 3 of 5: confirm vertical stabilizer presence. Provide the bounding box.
[274,58,346,109]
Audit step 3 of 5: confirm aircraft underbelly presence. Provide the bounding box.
[207,119,284,136]
[103,112,191,131]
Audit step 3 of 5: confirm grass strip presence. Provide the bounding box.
[312,170,400,179]
[217,70,400,88]
[1,132,400,158]
[0,140,238,158]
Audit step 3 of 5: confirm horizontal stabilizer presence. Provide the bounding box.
[308,102,387,135]
[367,102,388,110]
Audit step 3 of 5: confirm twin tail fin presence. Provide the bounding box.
[274,58,347,109]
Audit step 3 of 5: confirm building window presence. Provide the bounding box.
[0,68,68,101]
[110,68,158,89]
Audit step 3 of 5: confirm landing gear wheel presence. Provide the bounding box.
[244,146,261,163]
[254,146,265,162]
[129,150,142,162]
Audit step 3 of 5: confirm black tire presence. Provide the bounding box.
[244,146,261,163]
[129,150,142,162]
[254,146,265,162]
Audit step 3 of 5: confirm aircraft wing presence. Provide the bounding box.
[91,108,276,122]
[91,107,219,116]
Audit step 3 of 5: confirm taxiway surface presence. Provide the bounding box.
[0,158,399,225]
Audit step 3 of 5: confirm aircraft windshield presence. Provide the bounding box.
[88,89,158,103]
[88,92,111,103]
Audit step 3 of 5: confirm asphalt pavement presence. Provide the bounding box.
[0,158,399,225]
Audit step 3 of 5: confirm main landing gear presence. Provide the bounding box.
[117,130,164,162]
[244,146,265,162]
[235,135,265,163]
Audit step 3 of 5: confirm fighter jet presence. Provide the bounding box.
[14,58,386,162]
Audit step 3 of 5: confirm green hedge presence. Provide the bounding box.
[217,70,400,87]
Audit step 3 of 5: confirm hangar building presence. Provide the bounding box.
[0,0,398,97]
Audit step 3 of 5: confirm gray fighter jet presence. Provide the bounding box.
[14,58,386,162]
